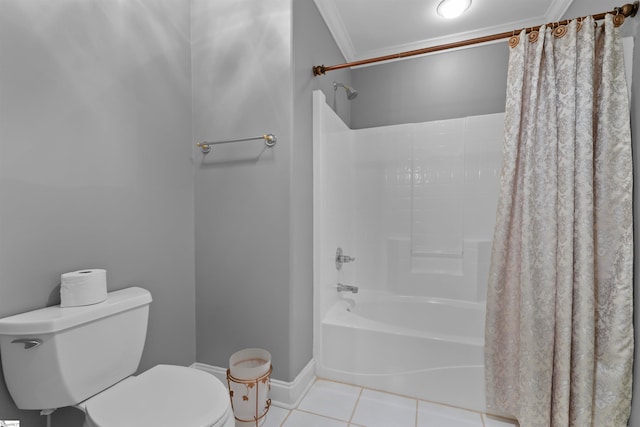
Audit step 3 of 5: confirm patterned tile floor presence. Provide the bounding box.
[260,379,519,427]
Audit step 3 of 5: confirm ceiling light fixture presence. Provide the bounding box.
[436,0,472,19]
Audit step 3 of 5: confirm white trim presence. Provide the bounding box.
[350,14,554,63]
[313,0,356,63]
[544,0,574,24]
[192,359,316,410]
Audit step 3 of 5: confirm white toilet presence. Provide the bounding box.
[0,287,235,427]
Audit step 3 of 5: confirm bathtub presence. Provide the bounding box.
[317,290,487,412]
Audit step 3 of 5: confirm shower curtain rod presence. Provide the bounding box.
[312,2,639,76]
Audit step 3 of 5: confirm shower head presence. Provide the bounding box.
[333,81,358,100]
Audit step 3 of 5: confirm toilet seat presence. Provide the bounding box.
[80,365,232,427]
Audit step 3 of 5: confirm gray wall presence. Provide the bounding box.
[0,1,194,425]
[193,0,349,382]
[0,5,347,427]
[350,0,640,424]
[291,0,353,378]
[351,43,509,128]
[192,0,294,382]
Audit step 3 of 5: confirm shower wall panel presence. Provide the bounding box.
[315,91,503,303]
[312,91,355,354]
[348,114,503,301]
[410,119,465,267]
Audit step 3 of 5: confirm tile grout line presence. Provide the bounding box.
[318,376,491,420]
[295,407,360,425]
[291,378,365,425]
[300,378,517,427]
[348,386,364,425]
[279,408,293,427]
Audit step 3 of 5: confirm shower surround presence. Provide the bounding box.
[312,91,503,412]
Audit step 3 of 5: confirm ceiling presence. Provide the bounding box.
[313,0,575,64]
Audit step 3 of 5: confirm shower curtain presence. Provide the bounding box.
[485,14,633,427]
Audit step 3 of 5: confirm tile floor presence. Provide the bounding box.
[260,379,519,427]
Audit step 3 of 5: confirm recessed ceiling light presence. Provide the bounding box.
[437,0,472,19]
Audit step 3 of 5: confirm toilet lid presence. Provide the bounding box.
[84,365,231,427]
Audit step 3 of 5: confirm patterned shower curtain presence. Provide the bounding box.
[485,14,633,427]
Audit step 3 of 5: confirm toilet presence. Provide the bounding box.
[0,287,234,427]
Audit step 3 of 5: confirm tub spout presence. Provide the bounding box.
[337,283,358,293]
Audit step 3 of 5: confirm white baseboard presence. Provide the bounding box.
[192,358,316,410]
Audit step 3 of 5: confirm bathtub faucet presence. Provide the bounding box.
[337,283,359,293]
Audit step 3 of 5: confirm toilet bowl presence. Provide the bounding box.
[0,287,234,427]
[77,365,234,427]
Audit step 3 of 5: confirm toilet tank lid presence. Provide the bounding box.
[0,287,152,336]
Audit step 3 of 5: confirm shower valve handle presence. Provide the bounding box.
[335,247,355,270]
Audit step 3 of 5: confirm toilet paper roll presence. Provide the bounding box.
[60,269,107,307]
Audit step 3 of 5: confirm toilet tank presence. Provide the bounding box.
[0,287,152,410]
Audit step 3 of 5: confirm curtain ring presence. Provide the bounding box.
[554,24,568,38]
[612,7,626,26]
[614,13,626,26]
[509,29,520,48]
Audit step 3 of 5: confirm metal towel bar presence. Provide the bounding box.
[196,134,277,154]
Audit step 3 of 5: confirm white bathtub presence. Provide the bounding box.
[317,290,487,412]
